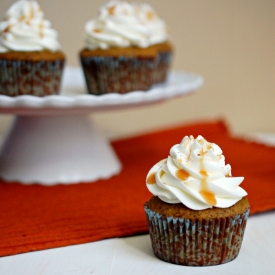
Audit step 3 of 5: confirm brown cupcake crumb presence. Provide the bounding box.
[0,50,65,62]
[147,196,250,219]
[147,41,173,54]
[79,46,157,58]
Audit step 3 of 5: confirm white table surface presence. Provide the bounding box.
[0,134,275,275]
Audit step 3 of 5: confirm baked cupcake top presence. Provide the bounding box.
[146,135,247,210]
[0,0,61,52]
[84,0,168,50]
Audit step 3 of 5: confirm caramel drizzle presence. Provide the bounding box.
[147,173,156,184]
[176,169,189,181]
[147,170,166,185]
[199,157,217,206]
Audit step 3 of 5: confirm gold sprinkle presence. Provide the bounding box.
[3,25,11,33]
[38,22,44,38]
[19,15,25,21]
[147,11,155,20]
[108,6,115,15]
[198,150,207,156]
[29,7,34,19]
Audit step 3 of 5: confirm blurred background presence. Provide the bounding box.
[0,0,274,139]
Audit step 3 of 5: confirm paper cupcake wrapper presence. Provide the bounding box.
[80,56,156,95]
[154,52,173,84]
[144,202,249,266]
[0,59,65,96]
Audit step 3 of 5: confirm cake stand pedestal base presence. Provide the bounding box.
[0,115,121,185]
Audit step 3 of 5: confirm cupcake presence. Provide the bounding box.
[80,0,173,95]
[0,0,66,96]
[136,3,173,84]
[144,135,249,266]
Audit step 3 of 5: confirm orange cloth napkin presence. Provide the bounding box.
[1,120,275,257]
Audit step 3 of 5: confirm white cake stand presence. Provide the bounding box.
[0,67,204,185]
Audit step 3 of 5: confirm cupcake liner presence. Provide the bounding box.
[144,202,249,266]
[154,51,173,84]
[80,55,156,95]
[0,59,65,96]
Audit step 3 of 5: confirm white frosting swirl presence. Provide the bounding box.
[146,135,247,210]
[0,0,61,52]
[84,0,168,50]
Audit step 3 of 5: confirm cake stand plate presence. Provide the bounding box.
[0,67,204,185]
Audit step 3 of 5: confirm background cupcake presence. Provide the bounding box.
[135,3,173,84]
[144,135,249,266]
[80,0,173,95]
[0,0,65,96]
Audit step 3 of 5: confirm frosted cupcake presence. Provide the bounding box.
[80,0,173,95]
[144,135,249,266]
[136,3,173,84]
[0,0,66,96]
